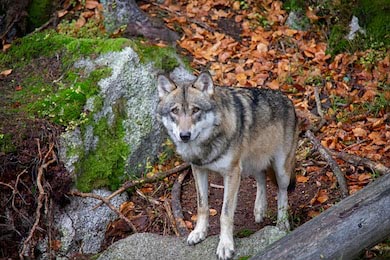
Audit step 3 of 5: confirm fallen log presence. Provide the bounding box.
[252,172,390,260]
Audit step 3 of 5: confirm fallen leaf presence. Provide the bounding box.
[85,0,99,9]
[191,214,197,221]
[15,85,23,91]
[317,189,328,204]
[57,10,68,18]
[2,44,11,51]
[1,69,12,76]
[306,8,319,22]
[358,173,372,182]
[352,127,367,138]
[209,208,218,216]
[308,210,320,218]
[75,16,86,28]
[185,220,193,229]
[296,175,309,183]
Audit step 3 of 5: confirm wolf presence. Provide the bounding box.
[156,71,298,260]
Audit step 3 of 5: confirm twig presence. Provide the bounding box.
[163,199,180,237]
[311,86,327,133]
[171,170,189,237]
[93,163,190,209]
[210,183,224,189]
[305,130,349,198]
[314,86,324,118]
[331,151,390,176]
[69,190,138,233]
[20,142,56,259]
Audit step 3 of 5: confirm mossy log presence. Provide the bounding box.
[252,172,390,260]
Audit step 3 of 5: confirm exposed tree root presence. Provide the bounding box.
[331,151,390,175]
[20,141,56,259]
[69,190,138,233]
[305,130,349,197]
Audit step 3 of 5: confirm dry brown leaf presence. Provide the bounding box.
[185,220,193,229]
[308,210,320,218]
[2,43,11,51]
[82,11,95,18]
[306,8,319,22]
[75,16,86,28]
[358,173,372,182]
[190,214,197,221]
[267,80,279,90]
[352,127,368,138]
[296,175,309,183]
[0,69,12,77]
[57,10,68,18]
[317,189,328,204]
[85,0,99,9]
[209,208,218,216]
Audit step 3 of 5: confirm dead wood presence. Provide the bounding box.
[305,130,349,197]
[69,190,138,233]
[20,141,56,259]
[171,170,190,237]
[331,151,390,175]
[252,171,390,260]
[163,199,180,237]
[94,163,190,209]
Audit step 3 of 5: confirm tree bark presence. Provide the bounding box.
[252,172,390,260]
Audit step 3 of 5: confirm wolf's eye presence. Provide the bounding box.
[192,107,200,114]
[171,107,179,115]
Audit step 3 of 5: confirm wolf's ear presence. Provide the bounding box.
[157,74,176,99]
[193,71,214,95]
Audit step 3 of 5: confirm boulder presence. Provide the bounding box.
[38,189,128,259]
[97,226,286,260]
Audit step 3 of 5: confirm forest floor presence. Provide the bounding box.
[1,0,389,259]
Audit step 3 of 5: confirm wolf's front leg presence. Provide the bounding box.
[187,166,209,245]
[217,169,241,260]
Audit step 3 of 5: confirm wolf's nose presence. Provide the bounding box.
[180,132,191,142]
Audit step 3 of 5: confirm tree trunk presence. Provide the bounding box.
[252,172,390,260]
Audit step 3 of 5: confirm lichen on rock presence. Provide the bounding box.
[60,46,168,192]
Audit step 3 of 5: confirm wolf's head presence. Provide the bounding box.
[157,72,218,146]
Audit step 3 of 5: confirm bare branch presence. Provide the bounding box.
[305,130,349,197]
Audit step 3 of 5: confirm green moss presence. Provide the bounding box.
[76,106,130,192]
[235,229,255,238]
[0,133,16,154]
[0,31,132,70]
[130,40,182,72]
[29,68,111,127]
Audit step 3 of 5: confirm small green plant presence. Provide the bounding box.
[358,49,386,70]
[239,0,249,10]
[0,133,16,154]
[363,92,390,116]
[235,229,255,238]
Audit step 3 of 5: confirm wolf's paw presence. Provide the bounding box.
[187,230,207,245]
[276,220,290,232]
[254,209,266,223]
[216,237,234,260]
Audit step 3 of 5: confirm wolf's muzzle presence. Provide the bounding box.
[180,131,191,142]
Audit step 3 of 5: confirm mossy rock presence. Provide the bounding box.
[1,31,183,192]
